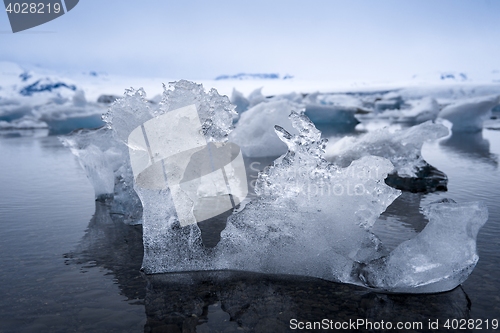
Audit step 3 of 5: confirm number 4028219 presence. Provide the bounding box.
[5,2,61,14]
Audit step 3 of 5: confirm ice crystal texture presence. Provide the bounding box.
[215,112,401,283]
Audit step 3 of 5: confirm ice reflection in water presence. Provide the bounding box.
[440,131,498,167]
[68,193,473,332]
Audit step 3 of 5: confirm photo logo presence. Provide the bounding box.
[128,104,248,227]
[4,0,79,33]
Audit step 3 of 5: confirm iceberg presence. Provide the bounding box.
[215,73,281,80]
[0,63,105,134]
[229,99,302,157]
[438,95,500,132]
[374,92,404,113]
[404,97,440,123]
[230,87,267,114]
[364,97,440,124]
[61,126,143,224]
[78,80,487,293]
[230,88,250,114]
[34,90,105,134]
[0,116,48,130]
[303,92,360,126]
[214,113,401,283]
[360,199,488,293]
[325,121,449,192]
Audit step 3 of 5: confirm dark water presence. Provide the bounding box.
[0,128,499,332]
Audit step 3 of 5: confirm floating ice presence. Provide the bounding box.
[214,113,401,283]
[325,121,449,192]
[374,92,404,113]
[230,88,249,114]
[402,97,440,123]
[34,90,105,134]
[303,92,360,126]
[129,81,239,272]
[71,80,487,294]
[364,97,440,124]
[0,116,48,130]
[360,199,488,293]
[127,104,247,227]
[229,99,302,157]
[0,63,105,134]
[61,126,143,224]
[438,95,500,132]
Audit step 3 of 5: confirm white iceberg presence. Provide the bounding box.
[0,116,48,130]
[229,99,302,157]
[365,97,440,124]
[0,63,105,134]
[438,95,500,132]
[34,90,105,134]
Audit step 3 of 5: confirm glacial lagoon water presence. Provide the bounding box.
[0,126,499,332]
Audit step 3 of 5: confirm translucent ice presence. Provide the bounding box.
[359,199,488,293]
[325,121,449,192]
[122,81,239,270]
[61,126,143,223]
[215,112,401,283]
[80,80,487,294]
[438,95,500,132]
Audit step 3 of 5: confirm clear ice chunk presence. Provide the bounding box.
[61,126,143,224]
[123,81,241,272]
[359,199,488,293]
[83,80,488,294]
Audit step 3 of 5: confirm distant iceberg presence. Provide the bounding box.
[216,73,293,80]
[0,63,104,134]
[438,94,500,132]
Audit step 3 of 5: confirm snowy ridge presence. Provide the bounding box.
[215,73,293,80]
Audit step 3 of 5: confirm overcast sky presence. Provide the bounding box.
[1,0,499,81]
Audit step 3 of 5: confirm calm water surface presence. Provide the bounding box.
[0,127,499,332]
